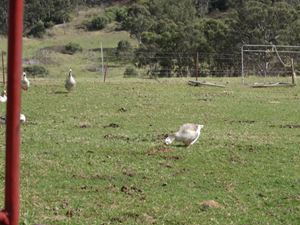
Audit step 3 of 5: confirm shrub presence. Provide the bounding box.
[115,7,127,22]
[124,66,138,78]
[24,65,49,77]
[104,6,127,22]
[27,21,46,38]
[117,40,132,52]
[87,16,108,31]
[116,40,133,60]
[64,42,82,55]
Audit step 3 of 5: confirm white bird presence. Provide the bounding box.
[21,72,30,90]
[0,90,7,103]
[165,123,204,147]
[65,68,76,92]
[0,113,26,124]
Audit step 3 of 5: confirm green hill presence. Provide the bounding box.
[1,5,137,80]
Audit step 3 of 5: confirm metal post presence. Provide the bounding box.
[100,42,104,76]
[103,65,108,83]
[195,52,199,81]
[241,45,244,84]
[0,0,23,224]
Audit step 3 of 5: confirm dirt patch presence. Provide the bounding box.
[110,212,140,223]
[280,124,300,129]
[103,123,120,128]
[72,173,113,181]
[159,162,173,168]
[172,168,188,176]
[229,154,246,165]
[235,144,259,152]
[147,146,174,155]
[122,168,136,177]
[77,122,91,128]
[104,134,130,141]
[200,200,224,210]
[156,133,169,140]
[161,155,181,160]
[118,107,127,112]
[230,120,256,124]
[120,185,145,200]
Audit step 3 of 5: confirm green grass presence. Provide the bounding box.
[0,6,299,224]
[0,77,299,224]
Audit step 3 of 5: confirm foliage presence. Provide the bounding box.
[0,0,8,35]
[23,65,49,77]
[27,20,46,38]
[0,0,76,35]
[123,66,139,77]
[119,0,300,77]
[105,6,127,22]
[86,16,109,31]
[121,3,154,43]
[116,40,133,60]
[63,42,83,54]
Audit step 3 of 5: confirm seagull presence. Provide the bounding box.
[21,72,30,90]
[65,68,76,92]
[0,113,26,124]
[165,123,204,147]
[0,90,7,103]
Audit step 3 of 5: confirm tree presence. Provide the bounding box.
[0,0,8,35]
[122,4,154,43]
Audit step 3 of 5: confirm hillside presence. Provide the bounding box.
[1,6,138,80]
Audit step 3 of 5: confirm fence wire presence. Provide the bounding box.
[2,46,299,79]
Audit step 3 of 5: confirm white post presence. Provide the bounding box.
[241,45,244,84]
[100,42,104,76]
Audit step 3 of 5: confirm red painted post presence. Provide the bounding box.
[0,0,24,224]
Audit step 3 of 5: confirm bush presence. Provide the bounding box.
[27,21,46,38]
[63,42,82,55]
[24,65,49,77]
[115,7,127,22]
[116,40,133,60]
[124,66,139,78]
[104,6,127,23]
[87,16,108,31]
[117,40,132,52]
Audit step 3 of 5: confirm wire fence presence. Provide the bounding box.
[1,46,300,81]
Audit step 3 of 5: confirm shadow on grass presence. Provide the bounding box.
[54,91,69,94]
[174,144,188,148]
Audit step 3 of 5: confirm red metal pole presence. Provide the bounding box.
[0,0,24,224]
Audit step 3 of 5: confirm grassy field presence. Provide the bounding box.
[0,5,299,225]
[0,77,299,224]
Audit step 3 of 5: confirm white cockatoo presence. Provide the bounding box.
[65,68,76,92]
[0,113,26,124]
[21,72,30,90]
[165,123,204,147]
[0,90,7,103]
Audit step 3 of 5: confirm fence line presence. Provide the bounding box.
[2,47,298,78]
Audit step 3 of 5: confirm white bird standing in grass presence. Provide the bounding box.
[0,113,26,124]
[21,72,30,90]
[65,68,76,92]
[165,123,204,147]
[0,90,7,103]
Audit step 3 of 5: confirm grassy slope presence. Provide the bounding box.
[0,5,299,225]
[1,6,137,80]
